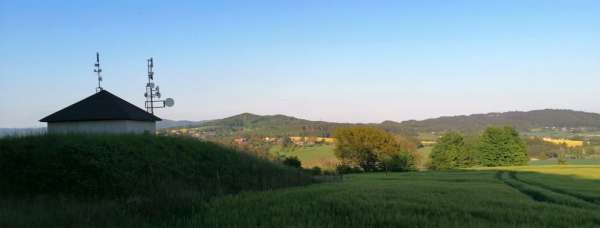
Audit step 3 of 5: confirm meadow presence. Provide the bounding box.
[269,144,338,169]
[182,165,600,228]
[529,159,600,166]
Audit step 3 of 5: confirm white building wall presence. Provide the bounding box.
[48,120,156,134]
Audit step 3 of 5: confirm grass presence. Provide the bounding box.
[0,134,312,227]
[524,129,600,139]
[416,146,433,170]
[181,166,600,227]
[529,159,600,166]
[4,134,600,227]
[269,144,338,169]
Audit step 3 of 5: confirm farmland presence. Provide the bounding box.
[183,165,600,227]
[541,138,584,147]
[269,144,435,170]
[2,134,600,227]
[269,145,338,169]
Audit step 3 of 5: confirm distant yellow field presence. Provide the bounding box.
[289,136,335,144]
[542,137,584,147]
[420,140,437,146]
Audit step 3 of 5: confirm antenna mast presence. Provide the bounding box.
[93,52,103,92]
[144,57,174,114]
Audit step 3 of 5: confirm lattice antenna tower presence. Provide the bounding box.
[144,57,174,114]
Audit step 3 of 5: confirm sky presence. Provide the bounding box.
[1,0,599,127]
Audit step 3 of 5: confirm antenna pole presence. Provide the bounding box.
[144,57,172,114]
[145,58,157,114]
[93,52,103,92]
[148,58,154,114]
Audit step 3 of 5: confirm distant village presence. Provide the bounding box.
[164,127,335,146]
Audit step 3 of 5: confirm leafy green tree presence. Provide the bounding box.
[381,153,414,172]
[476,126,528,166]
[430,132,474,170]
[282,156,302,169]
[334,126,414,172]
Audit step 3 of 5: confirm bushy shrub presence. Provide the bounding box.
[430,132,475,170]
[282,156,302,169]
[383,153,414,171]
[335,164,363,174]
[308,166,322,176]
[334,126,415,172]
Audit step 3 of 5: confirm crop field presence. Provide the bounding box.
[524,129,600,139]
[529,159,600,166]
[541,137,584,147]
[182,166,600,227]
[270,145,338,169]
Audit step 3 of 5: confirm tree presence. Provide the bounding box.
[282,156,302,169]
[525,137,563,159]
[476,126,528,166]
[280,136,294,149]
[334,126,414,172]
[430,132,474,170]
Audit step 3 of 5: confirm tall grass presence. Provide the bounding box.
[0,133,313,227]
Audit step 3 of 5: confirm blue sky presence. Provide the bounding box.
[1,0,599,127]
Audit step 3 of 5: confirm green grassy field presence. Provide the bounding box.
[529,159,600,166]
[524,129,600,139]
[269,144,338,169]
[182,165,600,227]
[416,146,433,170]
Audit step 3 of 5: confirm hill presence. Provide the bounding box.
[0,134,312,227]
[0,134,311,197]
[157,119,206,129]
[165,109,600,138]
[0,127,46,137]
[395,109,600,133]
[186,113,351,137]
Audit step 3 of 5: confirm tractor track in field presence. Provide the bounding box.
[510,173,600,206]
[496,171,600,210]
[496,171,557,204]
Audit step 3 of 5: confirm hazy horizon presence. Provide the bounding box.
[3,108,598,129]
[2,1,599,128]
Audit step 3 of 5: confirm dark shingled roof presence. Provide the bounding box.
[40,90,161,122]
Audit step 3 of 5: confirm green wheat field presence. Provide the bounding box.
[179,166,600,227]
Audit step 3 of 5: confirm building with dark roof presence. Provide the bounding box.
[40,90,161,134]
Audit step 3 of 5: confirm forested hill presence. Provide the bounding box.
[193,113,350,137]
[157,119,206,129]
[393,109,600,132]
[168,109,600,137]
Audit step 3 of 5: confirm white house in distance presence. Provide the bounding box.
[40,90,161,134]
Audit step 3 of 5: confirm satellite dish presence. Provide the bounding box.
[164,98,175,107]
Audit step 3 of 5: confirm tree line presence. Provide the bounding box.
[332,126,530,173]
[430,126,528,169]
